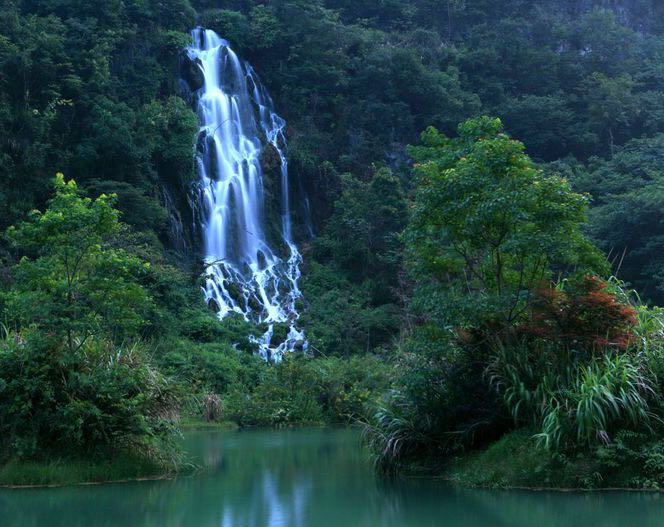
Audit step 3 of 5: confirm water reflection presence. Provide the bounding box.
[1,428,664,527]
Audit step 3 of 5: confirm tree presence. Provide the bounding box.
[4,174,152,350]
[563,134,664,303]
[315,168,406,296]
[303,167,407,355]
[496,93,595,161]
[581,72,640,155]
[406,116,606,331]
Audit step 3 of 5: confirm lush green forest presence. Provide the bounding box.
[3,0,664,488]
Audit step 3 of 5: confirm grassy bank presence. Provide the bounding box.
[445,430,664,491]
[0,453,188,488]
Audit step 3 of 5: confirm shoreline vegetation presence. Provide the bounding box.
[0,455,183,489]
[443,429,664,492]
[361,119,664,492]
[6,424,664,492]
[0,417,228,488]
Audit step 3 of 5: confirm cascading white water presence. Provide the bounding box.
[187,28,307,361]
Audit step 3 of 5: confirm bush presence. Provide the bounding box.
[489,277,655,450]
[522,276,637,354]
[224,354,392,427]
[0,331,178,464]
[364,327,505,473]
[313,355,392,422]
[157,339,265,396]
[176,309,257,350]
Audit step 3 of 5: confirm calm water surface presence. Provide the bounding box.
[1,428,663,526]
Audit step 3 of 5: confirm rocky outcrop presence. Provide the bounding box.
[179,49,204,100]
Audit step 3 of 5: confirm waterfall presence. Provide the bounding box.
[186,28,307,361]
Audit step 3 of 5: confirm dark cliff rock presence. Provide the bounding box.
[179,50,204,98]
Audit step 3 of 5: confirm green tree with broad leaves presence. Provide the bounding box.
[406,116,607,331]
[4,174,152,351]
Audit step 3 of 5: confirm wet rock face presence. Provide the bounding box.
[179,50,204,94]
[161,182,202,260]
[261,142,283,194]
[162,186,188,254]
[259,141,288,248]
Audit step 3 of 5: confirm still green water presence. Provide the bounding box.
[1,428,663,526]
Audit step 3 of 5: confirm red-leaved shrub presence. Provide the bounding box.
[521,276,637,353]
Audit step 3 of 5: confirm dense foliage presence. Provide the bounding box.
[366,121,664,489]
[0,179,179,468]
[4,175,153,347]
[407,117,605,329]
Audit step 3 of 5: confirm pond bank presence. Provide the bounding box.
[0,449,190,489]
[3,428,664,527]
[441,429,663,492]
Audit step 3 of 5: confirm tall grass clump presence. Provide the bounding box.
[490,342,654,449]
[489,277,660,451]
[363,327,506,474]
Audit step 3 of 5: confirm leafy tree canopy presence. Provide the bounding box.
[4,174,152,350]
[407,117,607,328]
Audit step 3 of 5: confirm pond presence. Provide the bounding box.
[1,427,664,526]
